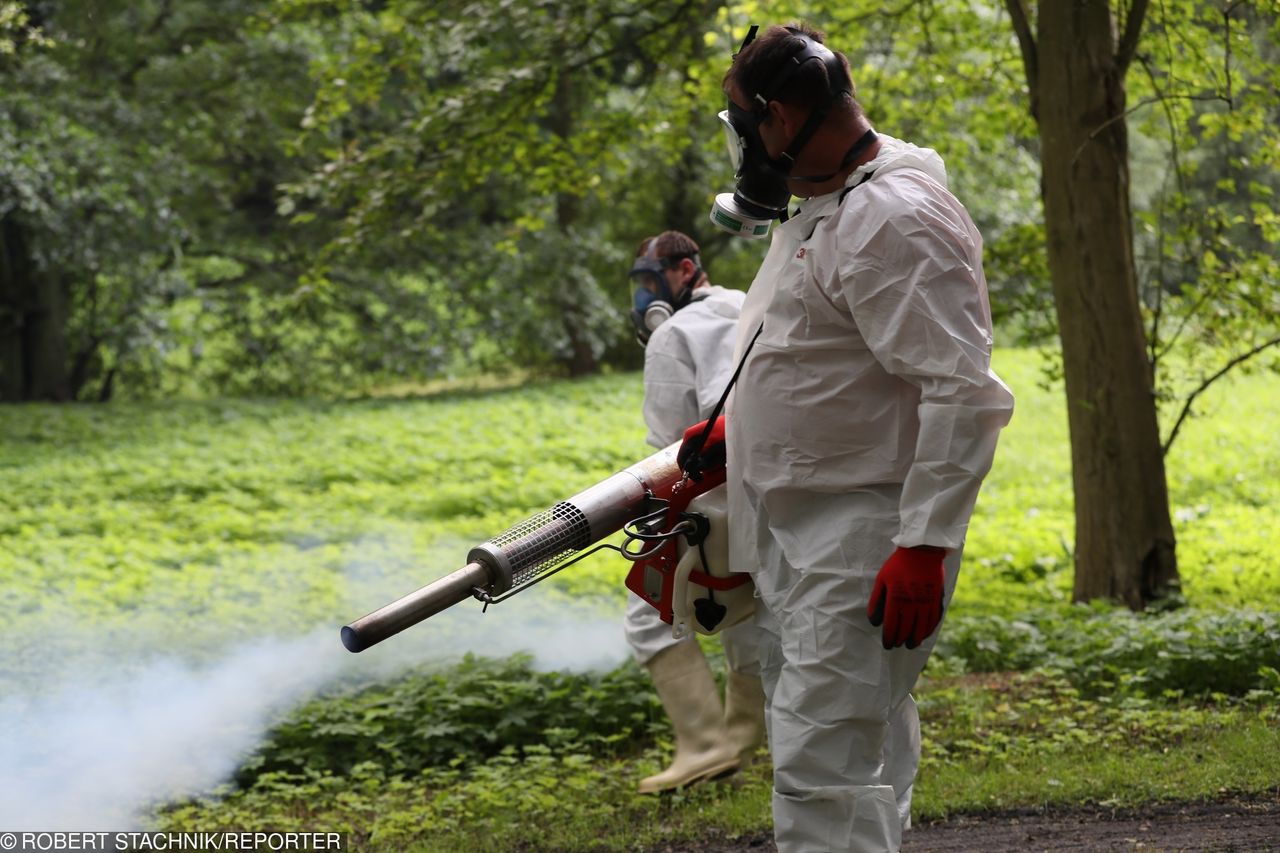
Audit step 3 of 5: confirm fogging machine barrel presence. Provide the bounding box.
[340,561,493,652]
[341,441,684,652]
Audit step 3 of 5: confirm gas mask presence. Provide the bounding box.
[710,27,873,239]
[628,254,700,346]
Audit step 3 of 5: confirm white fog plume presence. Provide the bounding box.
[0,594,629,831]
[0,630,339,831]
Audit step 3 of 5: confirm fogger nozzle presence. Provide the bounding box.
[341,561,494,653]
[341,442,684,653]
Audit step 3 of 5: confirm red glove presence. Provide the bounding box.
[676,415,726,481]
[867,545,947,649]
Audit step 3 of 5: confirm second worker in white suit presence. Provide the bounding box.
[624,230,766,795]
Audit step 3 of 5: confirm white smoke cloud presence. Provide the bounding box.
[0,589,631,831]
[0,630,339,831]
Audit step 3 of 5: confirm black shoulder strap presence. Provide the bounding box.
[840,168,876,202]
[682,322,764,479]
[804,169,877,241]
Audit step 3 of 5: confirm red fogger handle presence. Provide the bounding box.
[623,465,750,625]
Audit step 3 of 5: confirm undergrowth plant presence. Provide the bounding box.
[235,654,663,785]
[936,606,1280,698]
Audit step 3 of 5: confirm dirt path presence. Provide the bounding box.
[902,794,1280,852]
[648,793,1280,852]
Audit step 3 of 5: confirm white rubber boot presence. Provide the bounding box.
[724,669,767,766]
[639,641,741,794]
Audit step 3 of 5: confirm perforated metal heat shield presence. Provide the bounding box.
[472,502,592,589]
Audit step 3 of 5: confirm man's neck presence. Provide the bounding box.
[788,120,880,199]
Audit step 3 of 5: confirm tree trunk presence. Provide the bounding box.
[550,64,598,378]
[556,186,598,378]
[0,219,25,401]
[1037,3,1179,607]
[0,217,72,402]
[662,9,718,238]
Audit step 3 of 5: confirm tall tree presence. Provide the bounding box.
[1,2,70,401]
[1004,0,1179,607]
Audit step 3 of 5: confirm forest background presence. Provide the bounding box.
[2,0,1279,850]
[5,0,1274,406]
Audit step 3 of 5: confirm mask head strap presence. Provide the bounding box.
[659,252,702,289]
[738,28,853,175]
[629,255,666,284]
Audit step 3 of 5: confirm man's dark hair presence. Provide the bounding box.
[652,230,700,262]
[649,230,707,288]
[722,22,856,113]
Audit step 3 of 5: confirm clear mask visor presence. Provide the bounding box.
[718,110,746,174]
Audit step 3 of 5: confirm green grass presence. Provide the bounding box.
[0,376,652,683]
[917,671,1280,818]
[3,348,1280,847]
[4,348,1276,663]
[955,349,1280,616]
[923,717,1280,817]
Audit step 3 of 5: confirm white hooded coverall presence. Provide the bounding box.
[624,285,760,675]
[726,136,1014,853]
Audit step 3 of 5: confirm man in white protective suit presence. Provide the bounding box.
[678,23,1015,853]
[623,230,767,794]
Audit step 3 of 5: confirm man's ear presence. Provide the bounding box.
[767,100,794,132]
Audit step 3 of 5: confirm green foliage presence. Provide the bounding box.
[0,371,648,684]
[153,669,1280,849]
[161,749,776,852]
[235,653,662,785]
[0,0,1047,395]
[274,0,728,380]
[0,1,330,399]
[5,348,1275,684]
[0,1,50,57]
[936,607,1280,698]
[3,0,1276,404]
[1129,1,1280,449]
[948,348,1280,617]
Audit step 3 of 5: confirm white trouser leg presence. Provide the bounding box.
[624,588,690,666]
[756,571,924,853]
[748,494,960,853]
[885,694,921,829]
[719,606,763,677]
